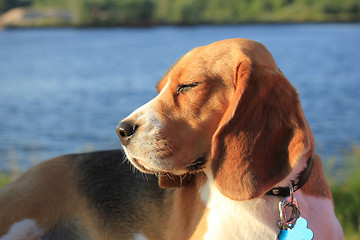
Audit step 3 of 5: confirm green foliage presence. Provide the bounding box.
[327,146,360,237]
[1,0,359,26]
[0,171,11,188]
[64,0,155,26]
[0,0,31,13]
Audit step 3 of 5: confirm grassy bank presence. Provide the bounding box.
[327,146,360,239]
[0,171,11,188]
[0,146,359,238]
[1,0,359,28]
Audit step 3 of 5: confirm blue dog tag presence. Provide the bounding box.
[278,217,314,240]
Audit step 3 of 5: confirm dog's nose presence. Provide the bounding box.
[116,121,137,144]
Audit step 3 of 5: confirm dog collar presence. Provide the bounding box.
[266,156,314,198]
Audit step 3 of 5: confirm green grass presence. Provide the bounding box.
[0,171,11,188]
[327,146,360,239]
[1,146,360,239]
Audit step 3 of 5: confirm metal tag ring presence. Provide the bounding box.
[280,202,301,229]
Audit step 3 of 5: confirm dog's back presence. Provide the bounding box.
[0,150,172,239]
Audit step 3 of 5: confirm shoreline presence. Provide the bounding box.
[1,21,360,30]
[1,6,359,30]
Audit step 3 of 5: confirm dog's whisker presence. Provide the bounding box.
[165,172,175,181]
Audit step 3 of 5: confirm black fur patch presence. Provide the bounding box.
[70,150,170,232]
[41,219,89,240]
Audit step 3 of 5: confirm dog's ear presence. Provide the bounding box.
[211,46,314,200]
[158,173,192,188]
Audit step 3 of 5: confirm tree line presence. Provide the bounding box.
[1,0,359,26]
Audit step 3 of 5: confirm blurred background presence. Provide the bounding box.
[0,0,359,238]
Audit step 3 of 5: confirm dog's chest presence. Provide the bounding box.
[200,181,280,240]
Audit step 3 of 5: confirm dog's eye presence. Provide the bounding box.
[176,82,199,96]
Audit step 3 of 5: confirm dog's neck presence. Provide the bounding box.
[200,169,280,240]
[199,155,312,240]
[187,155,340,240]
[266,155,313,197]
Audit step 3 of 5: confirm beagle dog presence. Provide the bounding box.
[0,39,342,240]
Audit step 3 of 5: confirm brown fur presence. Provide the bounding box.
[0,158,93,236]
[210,41,313,200]
[301,153,333,199]
[154,39,317,201]
[163,173,208,240]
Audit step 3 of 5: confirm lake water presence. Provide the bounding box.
[0,24,359,171]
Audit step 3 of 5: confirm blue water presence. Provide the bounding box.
[0,24,359,171]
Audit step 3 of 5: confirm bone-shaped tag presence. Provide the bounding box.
[278,217,314,240]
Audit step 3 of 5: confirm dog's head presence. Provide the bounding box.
[117,39,314,200]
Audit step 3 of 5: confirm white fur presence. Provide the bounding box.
[121,77,191,174]
[201,172,279,240]
[121,86,165,171]
[158,77,170,95]
[201,170,343,240]
[0,219,43,240]
[133,233,149,240]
